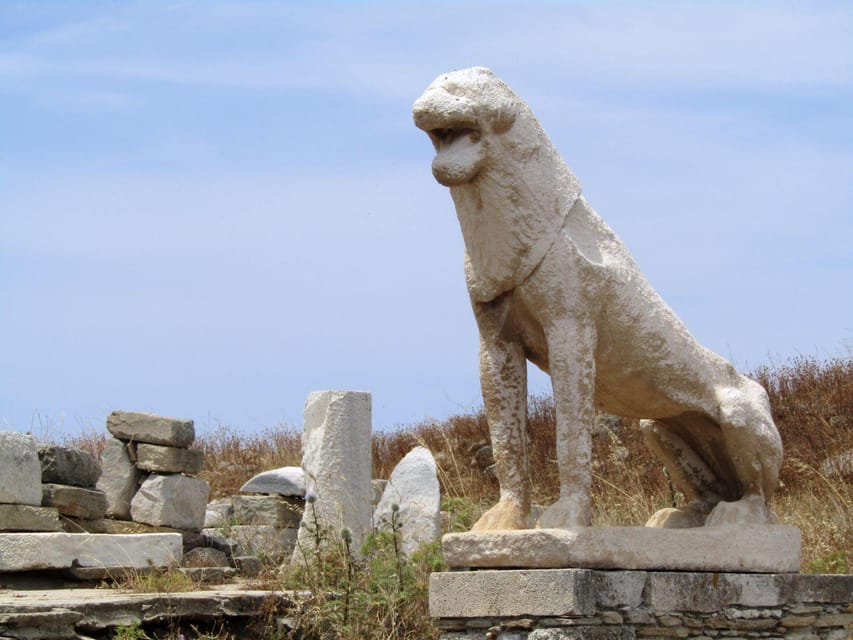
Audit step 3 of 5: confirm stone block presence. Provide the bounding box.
[204,497,234,528]
[294,390,372,560]
[440,525,801,573]
[130,474,209,531]
[205,525,297,561]
[374,446,441,557]
[37,444,101,488]
[0,432,42,506]
[240,466,306,496]
[135,443,204,474]
[429,569,595,619]
[0,505,62,532]
[97,437,143,520]
[41,484,107,520]
[0,532,182,572]
[232,494,302,528]
[183,546,228,568]
[107,410,195,447]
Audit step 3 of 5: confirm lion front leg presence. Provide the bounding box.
[536,318,596,529]
[470,311,531,532]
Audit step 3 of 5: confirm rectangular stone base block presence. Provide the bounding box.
[442,525,801,573]
[0,532,182,572]
[431,569,853,639]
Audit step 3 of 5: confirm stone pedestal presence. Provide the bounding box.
[441,525,802,573]
[431,569,853,639]
[428,526,851,639]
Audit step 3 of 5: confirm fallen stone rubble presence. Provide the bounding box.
[0,585,300,640]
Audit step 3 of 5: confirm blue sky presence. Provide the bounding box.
[1,2,851,437]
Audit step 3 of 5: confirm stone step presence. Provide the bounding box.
[0,586,299,639]
[0,532,182,573]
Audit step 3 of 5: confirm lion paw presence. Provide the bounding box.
[471,498,528,532]
[535,496,589,529]
[645,507,706,529]
[705,495,776,527]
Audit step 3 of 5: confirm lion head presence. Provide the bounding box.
[414,67,582,302]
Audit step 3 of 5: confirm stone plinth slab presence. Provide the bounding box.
[42,484,108,520]
[37,444,101,489]
[135,443,204,474]
[0,533,182,572]
[232,494,302,528]
[0,505,62,532]
[131,474,209,531]
[0,432,42,506]
[441,525,801,573]
[107,411,195,447]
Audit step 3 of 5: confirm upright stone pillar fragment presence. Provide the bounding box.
[293,391,372,562]
[0,433,42,506]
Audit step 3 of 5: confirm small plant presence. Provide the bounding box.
[282,500,442,639]
[113,622,152,640]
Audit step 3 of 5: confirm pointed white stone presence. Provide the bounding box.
[374,446,441,557]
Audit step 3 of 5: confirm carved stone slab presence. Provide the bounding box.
[0,533,182,572]
[441,525,801,573]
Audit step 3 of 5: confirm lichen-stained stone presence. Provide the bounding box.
[204,497,234,528]
[239,466,305,497]
[292,391,372,561]
[130,474,209,531]
[97,437,143,520]
[374,446,441,557]
[231,494,302,528]
[107,411,195,447]
[135,443,204,474]
[0,505,62,532]
[413,68,784,533]
[0,432,42,506]
[0,532,182,572]
[41,484,108,520]
[37,444,102,489]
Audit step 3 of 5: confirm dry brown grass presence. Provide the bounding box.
[63,356,851,574]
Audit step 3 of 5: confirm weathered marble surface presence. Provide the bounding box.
[292,391,372,561]
[0,432,42,506]
[413,67,783,532]
[440,525,801,573]
[239,466,305,497]
[0,532,182,572]
[107,411,195,447]
[97,437,142,520]
[130,474,209,531]
[374,446,441,557]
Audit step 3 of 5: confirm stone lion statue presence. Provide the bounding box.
[413,67,782,531]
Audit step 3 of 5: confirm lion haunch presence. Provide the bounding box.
[414,67,782,531]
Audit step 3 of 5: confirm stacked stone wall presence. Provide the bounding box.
[431,569,853,640]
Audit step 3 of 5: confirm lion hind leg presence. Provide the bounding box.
[641,417,727,528]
